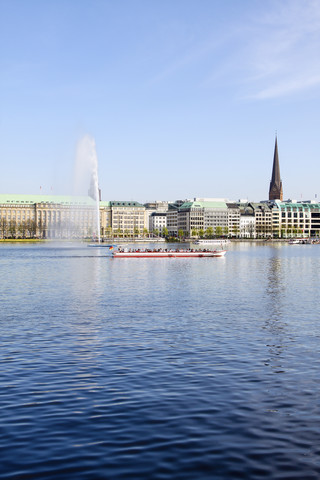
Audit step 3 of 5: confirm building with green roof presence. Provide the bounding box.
[0,194,147,239]
[177,198,240,238]
[271,200,320,237]
[0,193,100,239]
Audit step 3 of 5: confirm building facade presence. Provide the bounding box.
[149,212,167,235]
[109,201,146,237]
[0,195,148,240]
[166,203,179,237]
[272,200,320,237]
[0,194,97,239]
[177,199,239,238]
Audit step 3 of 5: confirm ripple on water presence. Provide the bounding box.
[1,243,320,479]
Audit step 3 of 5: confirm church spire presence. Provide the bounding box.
[269,135,283,201]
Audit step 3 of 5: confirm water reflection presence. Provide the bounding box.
[263,247,288,374]
[266,248,285,324]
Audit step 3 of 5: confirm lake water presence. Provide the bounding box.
[1,241,320,479]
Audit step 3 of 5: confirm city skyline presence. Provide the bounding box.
[1,0,320,203]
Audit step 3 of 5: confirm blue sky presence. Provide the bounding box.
[1,0,320,203]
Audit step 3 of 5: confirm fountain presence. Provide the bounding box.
[74,135,101,242]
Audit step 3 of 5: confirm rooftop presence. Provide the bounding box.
[0,194,96,206]
[180,200,227,210]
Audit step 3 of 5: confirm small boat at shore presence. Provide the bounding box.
[88,243,116,248]
[193,239,229,246]
[111,248,226,258]
[288,238,311,245]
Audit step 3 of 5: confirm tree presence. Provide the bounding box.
[191,229,198,238]
[134,227,140,238]
[223,226,229,237]
[37,217,44,238]
[215,226,223,237]
[232,225,239,237]
[178,229,184,240]
[205,227,214,238]
[198,228,204,238]
[153,228,159,237]
[8,220,17,238]
[162,226,168,237]
[18,221,27,238]
[26,219,37,238]
[143,228,149,238]
[0,218,8,239]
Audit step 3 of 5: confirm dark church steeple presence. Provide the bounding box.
[269,136,283,201]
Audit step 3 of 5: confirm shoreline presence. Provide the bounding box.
[0,238,290,244]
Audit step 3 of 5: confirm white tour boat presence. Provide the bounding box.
[193,239,230,246]
[111,248,226,258]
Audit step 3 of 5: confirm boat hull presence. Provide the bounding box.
[112,250,226,258]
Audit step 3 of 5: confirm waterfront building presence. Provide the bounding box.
[271,200,320,237]
[269,136,283,201]
[0,194,97,239]
[177,198,239,238]
[226,203,241,237]
[99,201,112,238]
[0,194,147,240]
[144,201,169,212]
[166,203,180,237]
[110,201,146,238]
[237,202,256,238]
[251,202,273,238]
[149,212,167,235]
[144,201,169,236]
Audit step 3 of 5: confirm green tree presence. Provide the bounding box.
[153,228,159,237]
[178,229,184,240]
[8,220,17,238]
[18,221,27,238]
[223,226,229,237]
[162,226,168,237]
[191,228,198,238]
[0,218,8,239]
[134,227,140,237]
[198,228,204,238]
[205,227,214,238]
[143,228,149,238]
[215,226,223,237]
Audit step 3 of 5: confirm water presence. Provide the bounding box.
[1,242,320,479]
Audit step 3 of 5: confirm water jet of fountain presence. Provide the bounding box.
[74,135,101,242]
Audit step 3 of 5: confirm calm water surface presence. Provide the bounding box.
[1,242,320,479]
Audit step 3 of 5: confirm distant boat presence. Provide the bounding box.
[288,238,311,245]
[88,243,116,248]
[111,248,226,258]
[193,239,229,245]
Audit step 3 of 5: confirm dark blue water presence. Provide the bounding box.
[1,242,320,479]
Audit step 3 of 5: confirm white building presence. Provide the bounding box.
[149,212,167,235]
